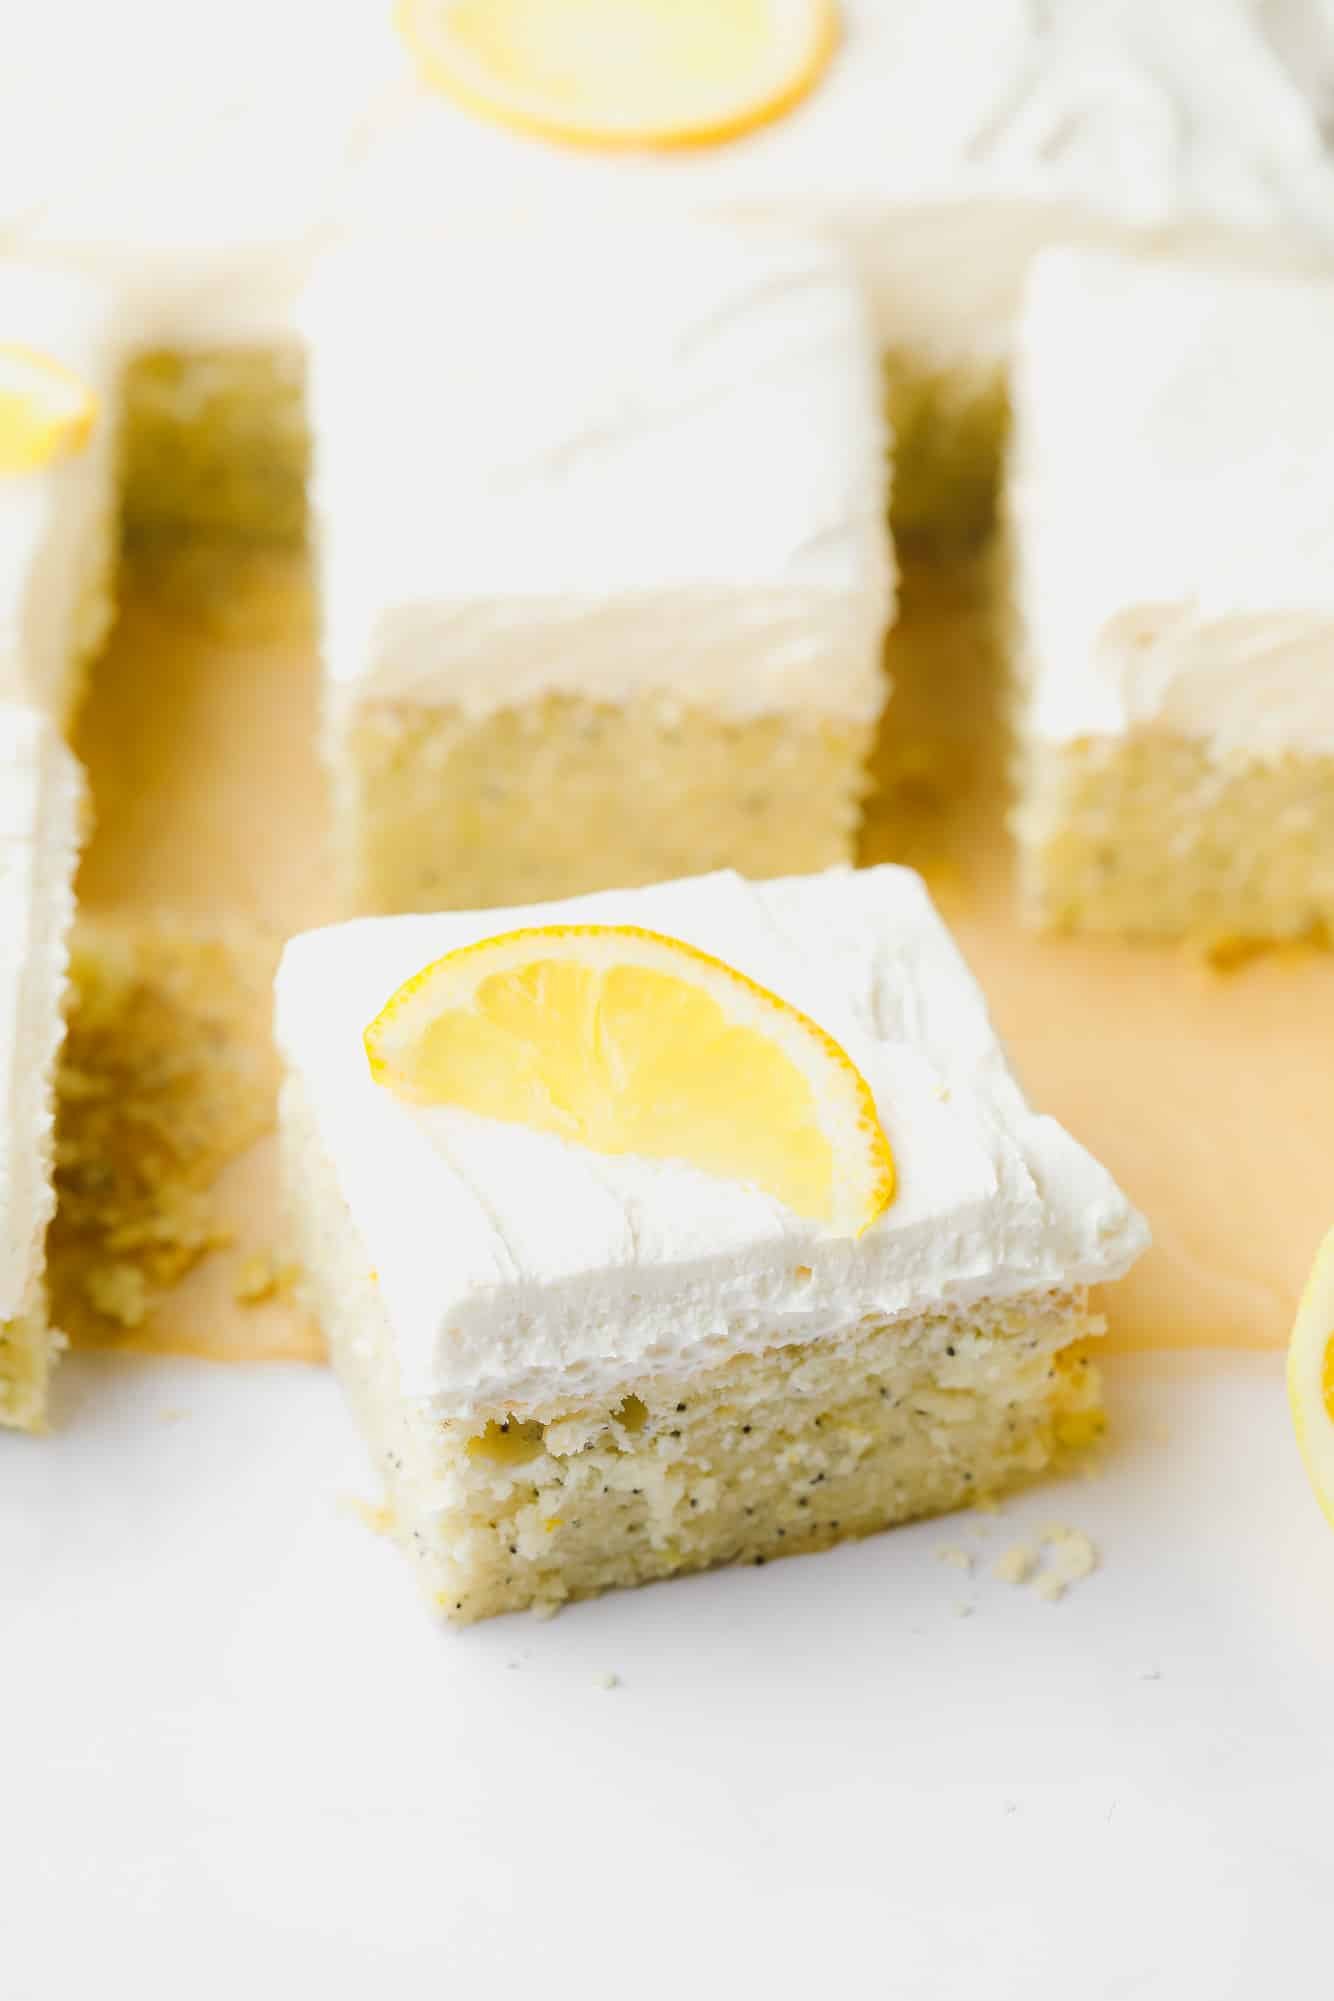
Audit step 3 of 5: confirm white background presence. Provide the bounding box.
[3,1348,1329,1998]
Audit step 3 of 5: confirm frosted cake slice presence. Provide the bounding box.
[0,703,84,1430]
[0,262,121,723]
[1007,249,1334,944]
[275,865,1148,1623]
[300,228,893,915]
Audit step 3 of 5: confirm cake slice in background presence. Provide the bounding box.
[0,702,85,1429]
[0,262,121,724]
[1006,247,1334,946]
[275,864,1147,1622]
[300,227,893,915]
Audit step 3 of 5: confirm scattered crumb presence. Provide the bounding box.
[955,1601,975,1618]
[598,1672,620,1691]
[505,1660,522,1672]
[935,1545,973,1573]
[994,1542,1038,1587]
[82,1262,151,1328]
[1197,931,1267,975]
[1141,1668,1162,1683]
[1032,1527,1099,1602]
[340,1494,394,1538]
[50,918,280,1346]
[1002,1801,1018,1817]
[157,1407,189,1424]
[233,1248,302,1306]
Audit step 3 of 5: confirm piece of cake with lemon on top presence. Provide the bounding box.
[299,226,893,914]
[0,702,85,1430]
[1006,248,1334,944]
[275,865,1147,1622]
[0,262,121,724]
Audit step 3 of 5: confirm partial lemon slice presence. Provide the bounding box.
[395,0,839,151]
[0,345,97,474]
[1289,1226,1334,1527]
[365,924,894,1236]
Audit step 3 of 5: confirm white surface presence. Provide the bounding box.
[276,868,1145,1410]
[3,1347,1329,1997]
[1010,248,1334,754]
[303,229,890,725]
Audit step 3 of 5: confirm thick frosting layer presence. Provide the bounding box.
[0,703,83,1321]
[303,229,891,723]
[2,3,1331,355]
[1009,248,1334,756]
[275,867,1149,1414]
[0,262,122,718]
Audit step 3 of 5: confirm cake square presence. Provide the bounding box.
[0,702,84,1430]
[1007,247,1334,943]
[275,865,1147,1622]
[300,228,894,914]
[0,261,122,724]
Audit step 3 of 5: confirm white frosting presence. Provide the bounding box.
[0,703,83,1322]
[275,866,1148,1415]
[2,2,1331,358]
[302,229,891,724]
[1009,247,1334,757]
[0,262,122,718]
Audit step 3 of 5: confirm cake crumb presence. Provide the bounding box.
[935,1544,973,1572]
[233,1249,301,1305]
[1033,1526,1099,1601]
[955,1601,975,1618]
[82,1262,151,1329]
[994,1542,1038,1586]
[50,918,279,1346]
[341,1494,394,1538]
[598,1672,620,1691]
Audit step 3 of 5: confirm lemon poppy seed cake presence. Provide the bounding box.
[0,262,121,722]
[300,229,893,914]
[0,703,84,1430]
[275,866,1148,1621]
[1007,249,1334,943]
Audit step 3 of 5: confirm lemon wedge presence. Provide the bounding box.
[395,0,839,151]
[364,924,894,1236]
[0,345,97,474]
[1289,1226,1334,1527]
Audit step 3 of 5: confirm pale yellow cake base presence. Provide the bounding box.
[120,346,308,547]
[332,695,877,915]
[1015,733,1334,944]
[0,1285,59,1433]
[281,1075,1103,1623]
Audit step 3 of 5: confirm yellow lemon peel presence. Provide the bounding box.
[0,344,97,473]
[395,0,839,151]
[1288,1225,1334,1528]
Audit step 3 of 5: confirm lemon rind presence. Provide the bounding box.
[394,0,841,154]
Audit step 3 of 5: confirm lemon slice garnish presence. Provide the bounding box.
[1288,1226,1334,1527]
[0,345,97,474]
[365,924,894,1236]
[395,0,839,151]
